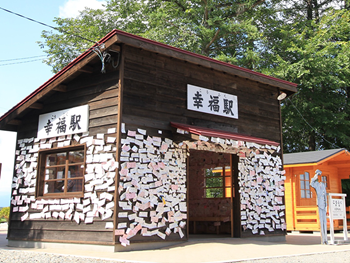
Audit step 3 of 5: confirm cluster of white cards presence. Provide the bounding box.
[12,129,117,229]
[115,127,187,247]
[238,144,286,235]
[176,129,286,236]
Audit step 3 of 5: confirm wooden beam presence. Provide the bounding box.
[113,43,125,244]
[29,103,43,109]
[109,45,121,52]
[79,66,94,74]
[8,119,21,125]
[53,85,67,92]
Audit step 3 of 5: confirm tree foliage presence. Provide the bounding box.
[0,207,10,222]
[38,0,274,72]
[260,1,350,152]
[39,0,350,152]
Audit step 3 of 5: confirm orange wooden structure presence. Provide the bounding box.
[284,149,350,231]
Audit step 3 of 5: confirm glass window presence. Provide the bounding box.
[37,145,85,198]
[204,166,232,198]
[300,172,311,199]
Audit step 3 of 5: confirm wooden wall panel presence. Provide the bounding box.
[122,46,282,143]
[10,68,119,244]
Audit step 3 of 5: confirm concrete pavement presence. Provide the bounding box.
[1,226,350,262]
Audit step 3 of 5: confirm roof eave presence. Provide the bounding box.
[0,32,118,130]
[0,29,298,130]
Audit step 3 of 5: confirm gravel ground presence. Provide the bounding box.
[239,250,350,263]
[0,250,124,263]
[1,249,350,263]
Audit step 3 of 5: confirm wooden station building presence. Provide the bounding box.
[284,149,350,232]
[0,30,297,251]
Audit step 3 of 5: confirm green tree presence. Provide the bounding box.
[39,0,350,152]
[39,0,276,73]
[0,207,10,222]
[260,1,350,152]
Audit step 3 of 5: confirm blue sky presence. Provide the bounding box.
[0,0,106,207]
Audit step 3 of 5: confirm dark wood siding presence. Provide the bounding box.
[121,46,283,240]
[121,46,281,143]
[8,69,119,245]
[16,70,119,139]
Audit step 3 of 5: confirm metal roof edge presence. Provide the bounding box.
[283,148,347,165]
[170,122,280,147]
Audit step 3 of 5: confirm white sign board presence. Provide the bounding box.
[328,193,348,245]
[37,105,89,139]
[187,84,238,119]
[331,198,345,219]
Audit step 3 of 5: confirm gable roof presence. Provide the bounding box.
[283,149,348,166]
[0,29,298,130]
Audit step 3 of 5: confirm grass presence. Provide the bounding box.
[0,218,6,223]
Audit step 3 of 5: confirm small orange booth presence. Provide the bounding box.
[284,149,350,231]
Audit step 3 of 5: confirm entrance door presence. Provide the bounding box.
[188,150,240,237]
[297,172,316,206]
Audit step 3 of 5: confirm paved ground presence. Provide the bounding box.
[1,223,350,263]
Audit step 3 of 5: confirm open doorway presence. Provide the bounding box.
[188,149,240,237]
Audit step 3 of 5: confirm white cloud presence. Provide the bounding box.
[0,130,16,207]
[59,0,106,18]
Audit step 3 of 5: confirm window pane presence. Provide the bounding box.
[225,166,231,176]
[67,179,83,192]
[46,152,66,166]
[225,187,231,198]
[45,167,65,180]
[300,180,305,190]
[206,188,223,198]
[301,190,305,198]
[225,176,231,187]
[306,181,310,189]
[306,190,310,198]
[69,150,84,163]
[45,180,64,194]
[68,165,84,178]
[206,177,223,188]
[305,172,309,180]
[300,174,304,180]
[205,167,222,177]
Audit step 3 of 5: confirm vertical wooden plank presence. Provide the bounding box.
[232,154,241,237]
[7,139,18,241]
[113,46,124,244]
[292,168,298,230]
[186,148,190,239]
[230,155,234,237]
[278,89,284,164]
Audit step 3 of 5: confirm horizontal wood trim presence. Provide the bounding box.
[29,103,44,110]
[89,97,119,111]
[53,85,67,92]
[10,220,113,232]
[190,216,230,222]
[89,115,119,128]
[8,119,21,125]
[8,237,114,246]
[90,106,118,119]
[8,228,113,243]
